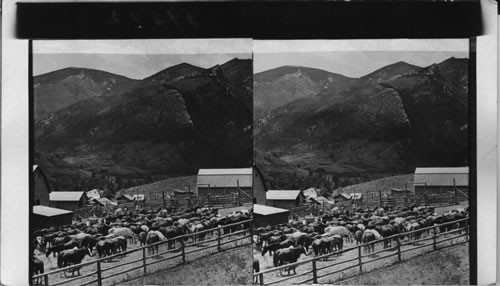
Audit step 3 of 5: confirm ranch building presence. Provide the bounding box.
[253,204,289,228]
[414,167,469,201]
[32,205,73,230]
[116,194,134,204]
[266,190,305,210]
[197,167,252,197]
[49,191,88,210]
[333,192,362,208]
[253,165,268,205]
[32,165,51,206]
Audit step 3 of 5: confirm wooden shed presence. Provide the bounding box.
[266,190,305,209]
[253,204,289,228]
[49,191,88,210]
[32,165,51,206]
[253,165,268,205]
[32,205,73,230]
[197,168,252,197]
[414,167,469,200]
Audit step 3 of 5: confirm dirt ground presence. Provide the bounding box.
[254,230,469,285]
[338,243,469,285]
[121,246,252,285]
[34,231,251,286]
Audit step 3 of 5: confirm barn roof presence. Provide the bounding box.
[414,167,469,186]
[415,167,469,174]
[50,191,85,201]
[33,205,72,217]
[253,204,289,215]
[197,168,252,188]
[266,190,302,200]
[92,197,118,206]
[310,196,335,205]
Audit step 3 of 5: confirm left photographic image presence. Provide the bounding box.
[30,39,254,286]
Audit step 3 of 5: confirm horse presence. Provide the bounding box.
[354,230,363,245]
[108,227,135,245]
[146,232,160,256]
[362,231,376,254]
[189,223,205,246]
[138,232,147,246]
[273,246,307,275]
[261,239,294,256]
[32,256,44,285]
[109,236,127,257]
[46,240,78,258]
[95,239,114,261]
[253,259,260,284]
[324,226,352,243]
[57,247,92,277]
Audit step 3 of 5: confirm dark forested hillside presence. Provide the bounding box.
[255,57,469,189]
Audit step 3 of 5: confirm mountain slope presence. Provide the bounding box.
[35,58,253,190]
[34,68,139,121]
[254,66,357,118]
[255,57,469,189]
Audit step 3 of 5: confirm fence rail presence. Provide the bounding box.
[33,219,253,286]
[253,217,469,285]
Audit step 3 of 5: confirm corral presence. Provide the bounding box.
[31,207,253,286]
[252,205,469,285]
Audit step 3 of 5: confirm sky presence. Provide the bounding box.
[34,53,252,79]
[254,50,469,78]
[33,39,252,79]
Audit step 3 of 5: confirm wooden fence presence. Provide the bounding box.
[353,192,468,210]
[253,217,470,285]
[32,219,253,286]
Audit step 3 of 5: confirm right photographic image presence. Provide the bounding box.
[252,39,472,285]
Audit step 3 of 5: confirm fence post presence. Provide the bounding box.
[96,260,103,286]
[358,245,363,273]
[433,225,437,250]
[180,238,186,264]
[312,260,318,283]
[142,247,147,274]
[217,227,222,252]
[259,273,264,285]
[44,274,49,286]
[465,219,469,241]
[396,235,401,262]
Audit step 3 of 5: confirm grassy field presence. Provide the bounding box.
[119,175,197,197]
[121,246,252,285]
[334,173,414,195]
[337,243,469,285]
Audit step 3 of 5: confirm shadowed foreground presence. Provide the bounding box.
[337,243,469,285]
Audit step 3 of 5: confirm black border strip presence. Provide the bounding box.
[17,2,482,39]
[28,39,34,285]
[468,37,477,286]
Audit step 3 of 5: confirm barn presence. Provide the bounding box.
[253,204,290,228]
[49,191,88,210]
[253,165,268,205]
[414,167,469,200]
[32,165,51,206]
[197,168,252,197]
[116,194,134,204]
[266,190,305,209]
[333,193,354,208]
[32,205,73,230]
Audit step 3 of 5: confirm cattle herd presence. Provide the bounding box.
[253,204,469,274]
[31,206,252,281]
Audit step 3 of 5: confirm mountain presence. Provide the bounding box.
[361,61,422,83]
[34,68,139,121]
[142,63,205,85]
[35,58,252,191]
[254,66,357,118]
[255,57,469,189]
